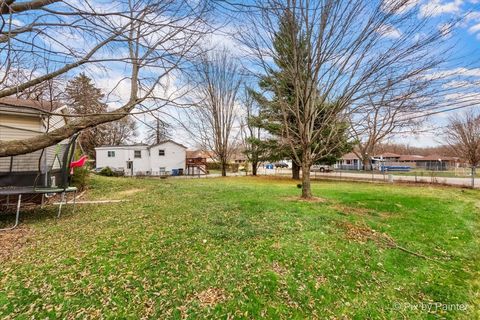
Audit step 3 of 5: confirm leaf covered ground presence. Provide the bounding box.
[0,176,479,319]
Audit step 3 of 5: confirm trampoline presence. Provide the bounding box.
[0,134,79,231]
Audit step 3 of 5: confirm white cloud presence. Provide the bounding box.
[419,0,464,18]
[377,24,402,39]
[426,67,480,80]
[442,79,479,89]
[382,0,421,14]
[444,91,480,102]
[468,23,480,33]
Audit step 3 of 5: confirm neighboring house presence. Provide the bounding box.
[0,97,67,141]
[336,152,362,170]
[231,152,247,165]
[95,140,187,176]
[336,151,460,171]
[0,97,69,186]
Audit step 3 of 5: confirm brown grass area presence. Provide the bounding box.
[0,227,32,262]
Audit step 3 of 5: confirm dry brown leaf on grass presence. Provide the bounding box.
[330,203,391,218]
[339,221,395,247]
[339,222,438,262]
[330,204,372,216]
[0,227,32,262]
[118,189,146,197]
[282,196,328,203]
[272,261,288,276]
[184,288,228,309]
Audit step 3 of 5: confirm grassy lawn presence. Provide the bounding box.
[1,176,479,319]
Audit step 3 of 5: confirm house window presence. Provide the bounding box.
[158,149,165,156]
[108,151,115,158]
[134,150,142,158]
[159,167,166,173]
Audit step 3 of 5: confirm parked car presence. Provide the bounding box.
[311,164,333,172]
[274,162,289,168]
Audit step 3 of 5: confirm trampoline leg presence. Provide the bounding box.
[0,194,21,232]
[73,190,77,214]
[58,192,65,218]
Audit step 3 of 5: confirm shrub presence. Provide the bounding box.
[98,167,114,177]
[71,167,90,191]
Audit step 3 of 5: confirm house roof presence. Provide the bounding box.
[96,140,187,150]
[420,154,459,161]
[0,97,63,113]
[377,152,401,158]
[398,155,425,161]
[95,143,148,149]
[341,152,360,160]
[148,139,187,149]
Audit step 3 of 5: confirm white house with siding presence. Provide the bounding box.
[95,140,187,176]
[0,98,69,186]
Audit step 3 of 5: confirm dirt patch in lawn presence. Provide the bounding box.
[0,227,32,262]
[282,196,328,203]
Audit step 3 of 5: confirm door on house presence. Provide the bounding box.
[126,161,133,176]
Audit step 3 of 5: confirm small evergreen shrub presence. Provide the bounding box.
[98,167,114,177]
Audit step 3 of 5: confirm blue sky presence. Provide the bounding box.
[389,0,480,146]
[8,0,480,148]
[212,0,480,147]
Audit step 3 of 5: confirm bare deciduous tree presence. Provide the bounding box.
[445,111,480,188]
[0,0,210,157]
[238,0,450,198]
[145,117,171,145]
[350,81,428,170]
[185,49,242,177]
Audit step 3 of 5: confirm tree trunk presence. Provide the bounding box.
[472,166,475,188]
[363,158,371,171]
[221,162,227,177]
[301,162,312,198]
[292,161,300,179]
[252,162,258,176]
